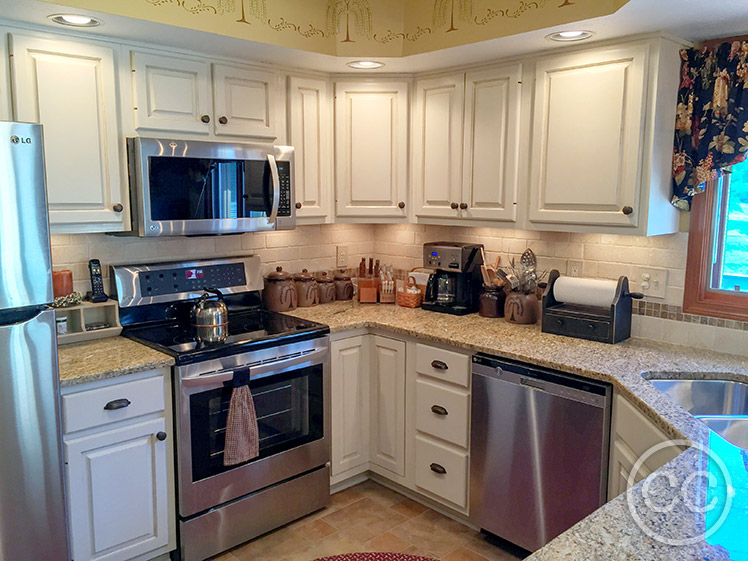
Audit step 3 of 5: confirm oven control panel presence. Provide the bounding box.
[138,263,247,296]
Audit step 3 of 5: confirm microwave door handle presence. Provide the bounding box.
[181,346,327,388]
[267,154,280,223]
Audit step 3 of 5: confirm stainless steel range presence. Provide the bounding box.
[112,257,330,561]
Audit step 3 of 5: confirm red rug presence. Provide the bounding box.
[313,555,437,561]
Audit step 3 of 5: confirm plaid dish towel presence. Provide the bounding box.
[223,367,259,466]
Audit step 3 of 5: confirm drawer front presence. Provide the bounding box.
[544,314,612,343]
[415,344,470,388]
[62,375,166,434]
[416,379,470,448]
[414,435,468,509]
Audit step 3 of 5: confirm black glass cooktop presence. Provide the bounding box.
[122,309,329,365]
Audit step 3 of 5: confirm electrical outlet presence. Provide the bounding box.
[638,267,668,299]
[568,260,583,278]
[336,246,348,268]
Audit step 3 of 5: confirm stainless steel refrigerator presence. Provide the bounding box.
[0,121,70,560]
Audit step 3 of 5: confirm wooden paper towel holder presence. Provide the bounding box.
[541,270,643,344]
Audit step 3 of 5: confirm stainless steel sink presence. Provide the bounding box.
[649,378,748,449]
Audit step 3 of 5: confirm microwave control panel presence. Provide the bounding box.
[138,263,247,296]
[277,160,292,217]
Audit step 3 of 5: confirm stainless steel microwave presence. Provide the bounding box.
[126,138,295,237]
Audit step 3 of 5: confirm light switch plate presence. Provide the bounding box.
[637,267,668,299]
[336,245,348,268]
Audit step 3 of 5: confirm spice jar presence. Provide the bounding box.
[479,284,506,318]
[333,270,354,300]
[317,271,336,304]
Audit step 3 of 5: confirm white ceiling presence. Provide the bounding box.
[1,0,747,73]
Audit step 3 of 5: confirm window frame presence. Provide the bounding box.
[684,170,748,320]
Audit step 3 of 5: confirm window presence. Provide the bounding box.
[684,163,748,320]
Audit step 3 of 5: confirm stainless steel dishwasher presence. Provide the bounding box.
[470,353,612,552]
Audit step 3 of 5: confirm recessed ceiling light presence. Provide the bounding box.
[546,30,594,42]
[48,14,101,27]
[347,60,385,70]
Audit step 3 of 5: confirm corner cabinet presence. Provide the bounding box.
[528,38,683,235]
[412,64,521,224]
[61,370,175,561]
[9,33,129,233]
[131,51,280,139]
[288,76,333,223]
[334,80,409,221]
[330,336,370,482]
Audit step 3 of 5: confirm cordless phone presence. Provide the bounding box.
[88,259,108,303]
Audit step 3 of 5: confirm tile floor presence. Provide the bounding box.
[212,480,527,561]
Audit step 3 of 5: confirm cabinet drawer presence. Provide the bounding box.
[415,344,470,388]
[62,376,165,434]
[416,379,470,448]
[414,435,468,509]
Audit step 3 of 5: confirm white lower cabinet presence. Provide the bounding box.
[330,336,370,480]
[369,335,407,477]
[414,435,469,509]
[607,393,683,500]
[62,370,175,561]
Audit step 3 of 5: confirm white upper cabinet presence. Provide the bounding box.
[334,80,409,220]
[412,73,464,219]
[213,64,278,138]
[0,32,10,121]
[131,51,212,135]
[413,64,521,223]
[131,51,279,139]
[528,39,682,235]
[10,33,128,233]
[462,64,521,222]
[288,75,332,223]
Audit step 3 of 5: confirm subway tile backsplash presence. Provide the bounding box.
[50,222,746,356]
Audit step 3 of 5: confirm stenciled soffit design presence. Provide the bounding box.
[41,0,631,56]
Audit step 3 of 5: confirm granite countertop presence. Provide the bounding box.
[287,301,748,561]
[58,337,174,387]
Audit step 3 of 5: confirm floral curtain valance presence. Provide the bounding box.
[672,41,748,211]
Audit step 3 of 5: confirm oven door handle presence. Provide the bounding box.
[180,346,327,387]
[267,153,280,224]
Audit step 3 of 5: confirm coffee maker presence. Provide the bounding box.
[423,242,484,315]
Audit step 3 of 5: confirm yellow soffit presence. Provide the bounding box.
[41,0,632,57]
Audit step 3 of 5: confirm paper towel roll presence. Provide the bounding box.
[553,277,618,307]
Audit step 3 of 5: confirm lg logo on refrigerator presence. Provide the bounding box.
[10,135,32,145]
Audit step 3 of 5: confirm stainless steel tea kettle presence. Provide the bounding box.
[192,287,229,344]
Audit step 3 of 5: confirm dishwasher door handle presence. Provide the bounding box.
[520,377,546,392]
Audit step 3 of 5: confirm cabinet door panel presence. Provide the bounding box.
[213,64,278,138]
[10,34,126,231]
[462,65,521,222]
[413,74,463,219]
[370,335,406,476]
[65,418,169,561]
[330,337,369,476]
[335,81,408,219]
[288,76,331,222]
[131,51,211,134]
[530,45,648,227]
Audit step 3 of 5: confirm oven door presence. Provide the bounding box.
[128,138,295,236]
[176,340,329,517]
